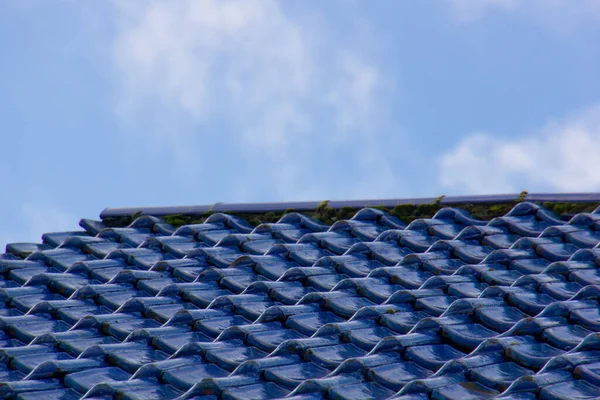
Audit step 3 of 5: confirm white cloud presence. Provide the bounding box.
[445,0,600,26]
[114,1,381,144]
[438,104,600,194]
[112,0,405,200]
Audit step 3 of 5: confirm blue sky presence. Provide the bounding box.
[1,0,599,247]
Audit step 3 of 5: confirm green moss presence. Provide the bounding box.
[391,204,416,218]
[390,207,415,223]
[316,201,329,215]
[249,218,263,226]
[163,214,187,226]
[101,197,600,229]
[102,216,134,227]
[488,204,509,214]
[263,212,278,223]
[336,206,356,220]
[463,203,513,221]
[542,202,599,217]
[223,211,285,226]
[518,190,529,202]
[415,203,440,217]
[313,201,337,225]
[131,211,215,228]
[387,201,442,224]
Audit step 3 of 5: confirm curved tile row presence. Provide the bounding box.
[0,203,599,399]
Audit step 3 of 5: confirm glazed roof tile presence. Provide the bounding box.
[1,195,600,399]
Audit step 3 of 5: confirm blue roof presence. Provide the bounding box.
[2,196,600,399]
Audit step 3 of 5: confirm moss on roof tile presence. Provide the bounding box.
[101,196,600,228]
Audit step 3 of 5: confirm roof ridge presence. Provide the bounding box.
[100,192,600,218]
